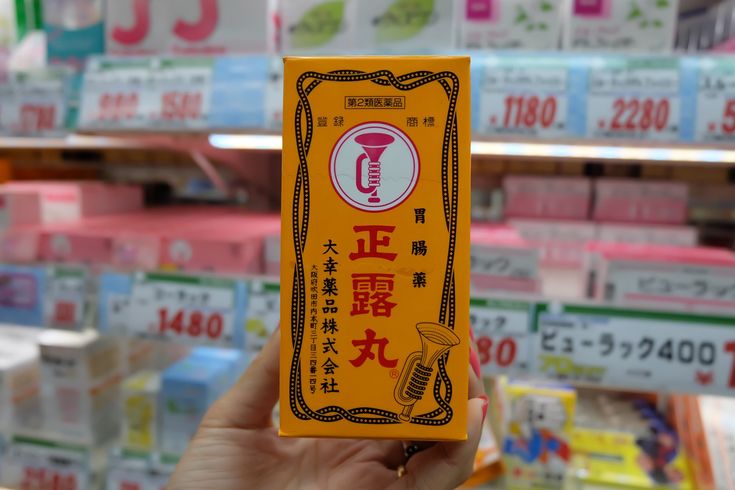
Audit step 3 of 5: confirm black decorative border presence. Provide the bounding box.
[289,69,460,426]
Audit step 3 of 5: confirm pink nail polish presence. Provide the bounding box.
[479,395,489,422]
[470,346,481,378]
[469,327,476,342]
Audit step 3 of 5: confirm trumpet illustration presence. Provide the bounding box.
[394,322,460,422]
[354,132,395,204]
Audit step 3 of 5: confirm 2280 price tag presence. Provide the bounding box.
[129,273,236,347]
[587,62,681,141]
[532,304,735,395]
[470,298,532,376]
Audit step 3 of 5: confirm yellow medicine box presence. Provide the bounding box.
[279,56,471,441]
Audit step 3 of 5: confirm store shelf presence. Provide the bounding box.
[209,132,735,166]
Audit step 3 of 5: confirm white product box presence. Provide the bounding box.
[564,0,680,52]
[0,342,41,436]
[281,0,357,53]
[38,329,123,443]
[460,0,563,50]
[355,0,457,51]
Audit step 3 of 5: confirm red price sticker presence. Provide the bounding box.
[160,90,204,121]
[96,92,140,122]
[18,104,57,133]
[22,467,77,490]
[480,64,569,138]
[587,61,680,141]
[158,308,224,340]
[130,272,236,346]
[470,298,532,376]
[150,60,212,128]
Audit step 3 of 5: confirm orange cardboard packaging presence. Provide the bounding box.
[280,56,471,440]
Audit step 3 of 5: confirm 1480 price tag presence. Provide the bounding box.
[129,273,236,346]
[470,298,532,376]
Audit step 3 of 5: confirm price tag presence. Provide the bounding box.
[0,70,68,135]
[244,280,280,353]
[79,57,155,129]
[478,61,570,138]
[532,303,735,395]
[149,58,212,130]
[694,59,735,142]
[8,439,88,490]
[44,266,87,330]
[586,59,680,141]
[603,261,735,315]
[470,298,532,376]
[470,244,539,294]
[129,272,236,346]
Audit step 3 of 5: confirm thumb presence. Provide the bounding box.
[393,396,488,490]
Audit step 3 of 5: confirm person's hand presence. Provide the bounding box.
[169,329,488,490]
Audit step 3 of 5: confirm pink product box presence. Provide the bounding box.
[598,224,698,247]
[0,192,43,229]
[0,183,83,224]
[593,180,689,224]
[161,214,281,274]
[504,176,591,221]
[39,228,115,265]
[0,227,42,263]
[470,225,540,294]
[510,219,597,268]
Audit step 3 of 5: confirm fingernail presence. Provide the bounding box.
[469,328,476,342]
[480,395,489,423]
[470,346,481,379]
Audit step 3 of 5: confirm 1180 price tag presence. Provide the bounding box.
[479,64,569,138]
[470,298,532,376]
[532,303,735,395]
[129,272,236,346]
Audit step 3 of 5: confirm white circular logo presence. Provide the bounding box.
[51,234,71,258]
[169,240,193,263]
[330,122,420,212]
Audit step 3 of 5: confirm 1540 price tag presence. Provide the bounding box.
[532,303,735,395]
[470,298,533,376]
[129,272,236,346]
